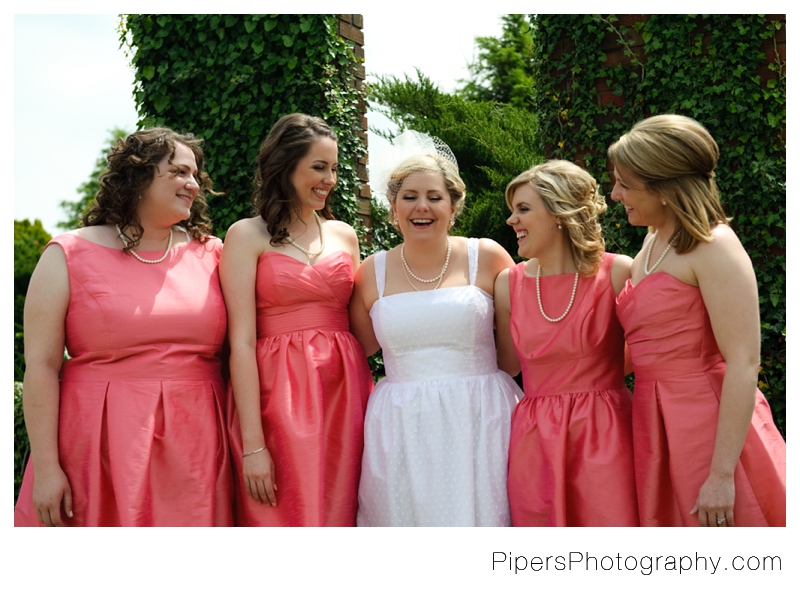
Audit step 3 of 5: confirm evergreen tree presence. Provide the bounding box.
[459,14,535,109]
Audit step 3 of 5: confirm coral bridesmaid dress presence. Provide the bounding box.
[14,233,233,526]
[616,273,786,526]
[228,251,373,526]
[507,253,638,526]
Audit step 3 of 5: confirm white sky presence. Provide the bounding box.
[13,13,505,236]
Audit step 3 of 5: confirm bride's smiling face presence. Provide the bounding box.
[392,171,455,237]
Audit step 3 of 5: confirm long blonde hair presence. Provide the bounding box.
[607,114,730,253]
[506,160,607,276]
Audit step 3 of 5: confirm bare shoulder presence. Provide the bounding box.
[325,219,360,249]
[28,238,70,302]
[689,224,755,287]
[609,252,633,296]
[494,266,511,295]
[478,237,515,269]
[226,216,266,237]
[223,216,269,249]
[323,219,357,236]
[691,224,748,265]
[354,252,377,283]
[610,252,634,274]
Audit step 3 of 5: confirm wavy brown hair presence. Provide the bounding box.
[82,127,216,249]
[607,114,730,254]
[252,113,338,246]
[506,160,607,276]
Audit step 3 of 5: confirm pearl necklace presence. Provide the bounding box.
[643,229,673,275]
[536,264,579,323]
[400,236,451,291]
[116,224,173,264]
[286,211,325,261]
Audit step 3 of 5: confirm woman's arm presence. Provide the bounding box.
[349,255,380,356]
[219,220,276,506]
[494,268,521,377]
[611,254,634,376]
[690,225,761,527]
[475,238,515,296]
[332,220,362,271]
[22,244,72,526]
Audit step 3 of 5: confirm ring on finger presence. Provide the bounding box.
[716,516,726,525]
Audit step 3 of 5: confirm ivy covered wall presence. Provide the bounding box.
[120,14,369,237]
[531,14,786,433]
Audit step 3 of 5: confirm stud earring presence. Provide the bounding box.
[557,221,562,230]
[449,218,455,229]
[662,200,667,206]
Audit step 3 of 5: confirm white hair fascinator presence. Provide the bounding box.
[369,130,459,202]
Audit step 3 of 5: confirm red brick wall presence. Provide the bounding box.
[337,14,371,225]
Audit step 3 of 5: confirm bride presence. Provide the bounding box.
[349,132,522,526]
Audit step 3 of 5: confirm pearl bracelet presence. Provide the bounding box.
[243,446,266,458]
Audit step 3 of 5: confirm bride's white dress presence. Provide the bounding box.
[357,238,521,526]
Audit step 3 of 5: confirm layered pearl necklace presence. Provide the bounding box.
[116,224,173,264]
[536,263,579,323]
[400,236,451,291]
[643,229,673,275]
[286,211,325,262]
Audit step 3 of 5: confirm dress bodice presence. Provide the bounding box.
[616,272,723,380]
[53,233,226,381]
[509,253,626,396]
[369,238,499,382]
[255,250,354,337]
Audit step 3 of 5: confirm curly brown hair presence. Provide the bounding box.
[252,113,338,246]
[506,160,607,276]
[82,127,216,249]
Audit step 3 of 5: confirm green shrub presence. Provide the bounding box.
[14,382,30,503]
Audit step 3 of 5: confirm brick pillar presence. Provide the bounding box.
[337,14,371,229]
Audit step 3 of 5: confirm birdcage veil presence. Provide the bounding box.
[369,130,460,204]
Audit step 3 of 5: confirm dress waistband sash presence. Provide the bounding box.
[257,303,350,337]
[633,355,724,381]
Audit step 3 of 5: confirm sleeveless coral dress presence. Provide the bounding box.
[14,233,233,526]
[357,239,522,526]
[507,253,638,526]
[616,272,786,526]
[228,251,373,526]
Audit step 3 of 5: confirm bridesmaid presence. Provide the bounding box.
[610,114,786,526]
[220,113,373,526]
[495,160,638,526]
[15,128,232,526]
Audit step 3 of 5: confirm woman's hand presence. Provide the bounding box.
[243,447,277,506]
[33,464,73,526]
[691,472,735,527]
